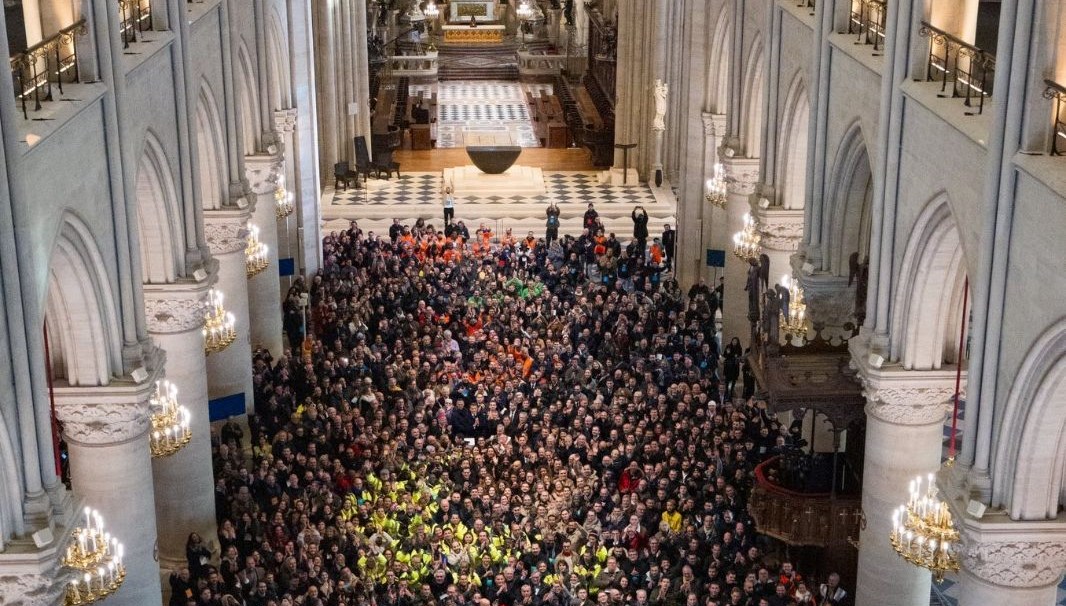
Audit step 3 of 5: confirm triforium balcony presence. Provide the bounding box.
[919,21,996,116]
[9,20,86,120]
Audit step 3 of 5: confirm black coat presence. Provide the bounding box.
[632,211,649,239]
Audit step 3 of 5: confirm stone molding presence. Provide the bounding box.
[720,154,759,196]
[961,541,1066,588]
[274,109,297,133]
[701,112,727,137]
[143,278,214,334]
[52,380,159,445]
[204,210,251,255]
[244,154,285,196]
[751,206,804,252]
[849,338,960,425]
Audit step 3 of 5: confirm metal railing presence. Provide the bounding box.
[119,0,153,48]
[9,20,87,120]
[919,21,996,116]
[1044,79,1066,156]
[848,0,887,53]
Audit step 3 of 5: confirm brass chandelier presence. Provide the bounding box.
[704,162,728,208]
[148,380,191,459]
[274,178,294,218]
[63,507,126,605]
[245,222,269,278]
[202,288,236,355]
[779,274,807,336]
[732,212,761,261]
[890,473,960,582]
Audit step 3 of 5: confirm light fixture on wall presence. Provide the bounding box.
[889,474,960,582]
[202,289,236,355]
[274,175,294,218]
[704,162,728,208]
[245,222,269,278]
[779,274,807,337]
[63,507,126,605]
[148,380,192,459]
[732,213,761,261]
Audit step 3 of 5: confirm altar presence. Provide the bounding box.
[449,1,497,22]
[442,23,506,43]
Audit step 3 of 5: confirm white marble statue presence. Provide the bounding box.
[652,79,668,131]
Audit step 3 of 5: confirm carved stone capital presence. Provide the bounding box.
[143,277,214,334]
[701,112,727,137]
[53,380,160,445]
[962,541,1066,588]
[204,210,251,255]
[274,109,298,133]
[244,154,285,196]
[752,206,804,252]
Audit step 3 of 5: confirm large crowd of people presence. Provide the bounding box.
[181,215,850,606]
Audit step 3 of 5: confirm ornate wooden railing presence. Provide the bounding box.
[9,20,87,120]
[748,456,864,547]
[848,0,886,53]
[918,21,995,116]
[119,0,153,48]
[1045,79,1066,156]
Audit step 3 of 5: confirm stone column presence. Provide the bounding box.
[275,110,301,286]
[957,539,1066,605]
[204,209,255,414]
[143,278,217,571]
[719,153,759,350]
[54,381,163,606]
[852,360,955,606]
[244,154,285,357]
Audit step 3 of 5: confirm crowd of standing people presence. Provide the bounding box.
[184,214,850,606]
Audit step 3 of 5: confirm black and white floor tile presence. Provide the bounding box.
[331,172,660,207]
[408,81,551,148]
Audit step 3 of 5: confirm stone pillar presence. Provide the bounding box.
[244,154,285,357]
[852,360,955,606]
[957,539,1066,606]
[143,279,217,571]
[274,110,301,286]
[719,153,759,350]
[608,0,664,185]
[204,210,255,414]
[54,381,163,606]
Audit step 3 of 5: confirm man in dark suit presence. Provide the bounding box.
[661,224,676,270]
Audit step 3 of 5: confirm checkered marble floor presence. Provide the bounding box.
[331,172,659,207]
[410,81,552,149]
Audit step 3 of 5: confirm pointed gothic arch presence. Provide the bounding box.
[739,37,764,158]
[705,9,732,114]
[135,131,183,284]
[889,195,969,370]
[236,41,261,155]
[775,74,809,210]
[992,318,1066,519]
[44,214,123,386]
[266,11,292,111]
[824,122,873,277]
[195,82,228,211]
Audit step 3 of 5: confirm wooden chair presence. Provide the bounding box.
[334,162,357,190]
[372,150,401,180]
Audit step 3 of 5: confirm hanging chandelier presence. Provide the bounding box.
[148,380,191,459]
[424,0,439,18]
[202,289,236,355]
[245,223,269,278]
[274,181,294,218]
[779,274,807,336]
[704,162,728,208]
[517,1,534,19]
[890,473,961,582]
[732,213,761,261]
[63,507,126,605]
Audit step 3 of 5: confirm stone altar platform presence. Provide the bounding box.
[443,24,506,43]
[444,164,546,196]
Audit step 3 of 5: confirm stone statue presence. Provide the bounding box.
[745,260,761,322]
[652,79,668,131]
[764,288,780,344]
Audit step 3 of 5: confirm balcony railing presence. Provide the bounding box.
[119,0,153,48]
[848,0,886,53]
[9,20,87,120]
[1045,79,1066,156]
[919,21,995,116]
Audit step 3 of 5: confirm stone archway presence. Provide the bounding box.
[194,82,229,211]
[135,132,183,284]
[236,41,261,155]
[824,122,872,277]
[739,37,764,159]
[889,195,969,370]
[775,75,809,210]
[704,9,732,114]
[992,318,1066,520]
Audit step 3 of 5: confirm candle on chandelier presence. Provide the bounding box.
[70,579,80,601]
[83,573,91,596]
